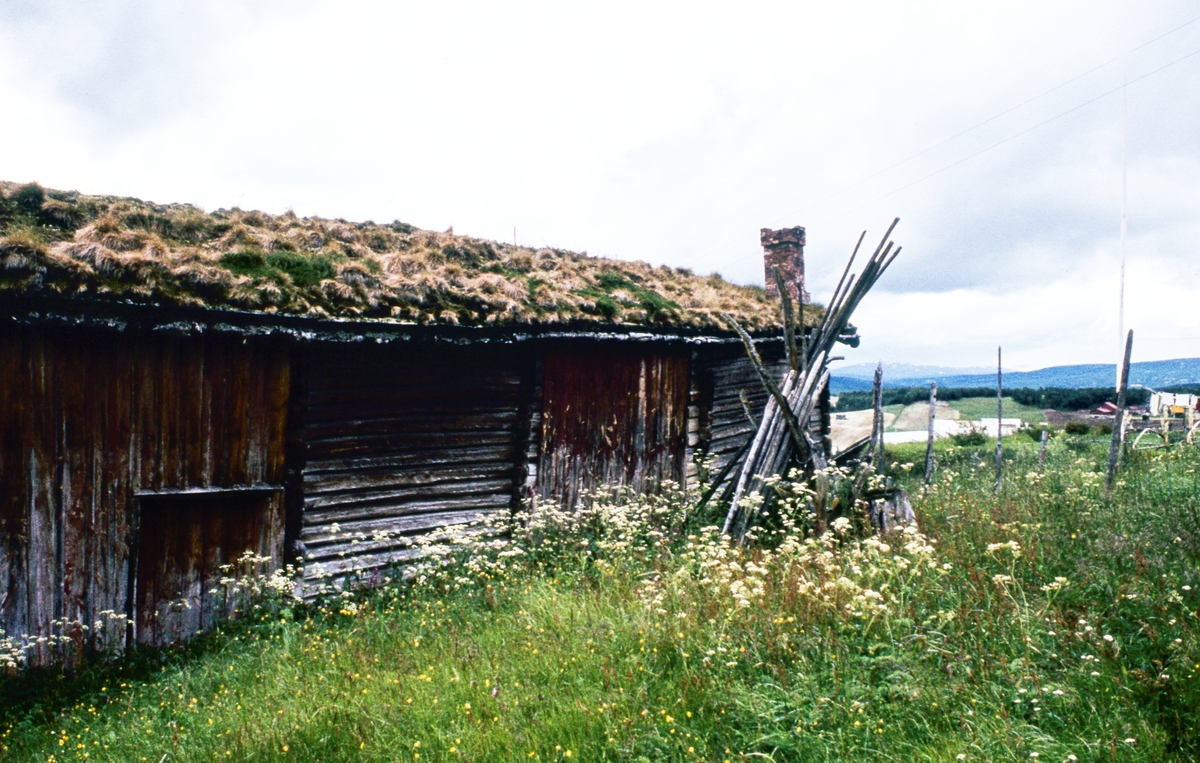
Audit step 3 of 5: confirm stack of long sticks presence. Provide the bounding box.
[721,219,902,541]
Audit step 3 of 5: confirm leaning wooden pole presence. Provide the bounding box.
[924,382,937,486]
[1106,329,1134,493]
[995,347,1003,492]
[721,220,902,542]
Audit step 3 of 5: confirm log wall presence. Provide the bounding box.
[0,313,792,653]
[294,345,526,594]
[0,324,289,655]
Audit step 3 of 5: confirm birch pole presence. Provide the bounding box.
[924,382,937,485]
[870,363,884,473]
[1106,330,1134,493]
[995,347,1003,492]
[1039,429,1048,468]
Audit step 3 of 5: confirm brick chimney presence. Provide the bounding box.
[761,225,809,303]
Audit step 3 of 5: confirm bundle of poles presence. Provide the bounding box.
[718,219,902,542]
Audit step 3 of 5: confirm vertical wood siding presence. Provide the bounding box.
[134,491,283,646]
[295,345,524,593]
[537,346,689,507]
[0,324,288,657]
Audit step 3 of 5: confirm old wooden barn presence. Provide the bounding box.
[0,183,828,658]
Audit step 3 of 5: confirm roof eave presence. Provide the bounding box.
[0,292,789,347]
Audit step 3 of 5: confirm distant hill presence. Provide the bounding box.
[832,362,1003,380]
[830,357,1200,393]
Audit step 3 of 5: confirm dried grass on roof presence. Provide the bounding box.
[0,182,817,332]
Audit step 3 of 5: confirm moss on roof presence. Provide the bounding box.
[0,182,813,332]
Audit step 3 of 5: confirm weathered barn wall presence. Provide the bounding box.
[696,352,782,473]
[537,345,690,507]
[294,344,529,594]
[134,490,283,646]
[0,302,795,655]
[690,346,806,491]
[0,323,289,655]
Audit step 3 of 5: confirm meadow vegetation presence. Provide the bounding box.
[2,438,1199,762]
[945,397,1046,425]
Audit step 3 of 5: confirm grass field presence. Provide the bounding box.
[947,396,1047,425]
[2,438,1198,762]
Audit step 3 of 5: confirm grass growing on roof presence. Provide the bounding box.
[0,181,806,331]
[3,441,1199,761]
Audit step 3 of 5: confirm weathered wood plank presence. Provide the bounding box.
[302,411,518,441]
[301,492,513,525]
[0,328,30,640]
[303,461,516,494]
[303,445,515,475]
[304,431,516,458]
[225,339,252,487]
[305,398,520,423]
[300,508,504,547]
[304,477,514,511]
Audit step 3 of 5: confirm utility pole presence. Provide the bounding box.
[1117,71,1128,389]
[1107,330,1134,493]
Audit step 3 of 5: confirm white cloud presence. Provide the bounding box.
[1,0,1198,368]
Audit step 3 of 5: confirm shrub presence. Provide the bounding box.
[951,429,988,446]
[1022,425,1049,442]
[1063,420,1091,435]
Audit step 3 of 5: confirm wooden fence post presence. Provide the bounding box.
[996,346,1003,492]
[924,382,937,485]
[1038,429,1048,468]
[1106,330,1134,493]
[869,363,884,473]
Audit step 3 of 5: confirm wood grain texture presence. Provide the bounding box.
[537,346,689,508]
[296,344,525,595]
[0,323,289,659]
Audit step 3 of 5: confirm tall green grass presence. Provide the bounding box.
[2,439,1198,762]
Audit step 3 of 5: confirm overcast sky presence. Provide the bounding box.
[2,1,1198,372]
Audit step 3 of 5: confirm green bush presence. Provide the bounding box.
[951,430,988,446]
[1022,425,1049,442]
[1063,420,1091,435]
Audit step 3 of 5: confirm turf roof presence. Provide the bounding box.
[0,182,814,333]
